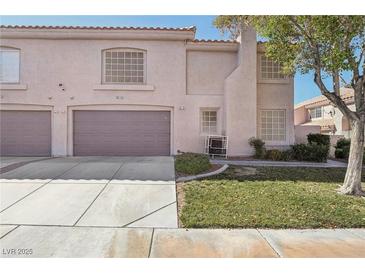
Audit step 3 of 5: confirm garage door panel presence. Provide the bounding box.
[0,111,51,156]
[73,111,170,156]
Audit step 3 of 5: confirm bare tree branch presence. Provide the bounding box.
[314,68,358,121]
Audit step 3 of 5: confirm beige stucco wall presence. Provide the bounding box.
[294,105,308,125]
[187,51,237,95]
[256,45,295,148]
[333,103,355,138]
[0,27,294,157]
[224,27,257,156]
[294,125,321,144]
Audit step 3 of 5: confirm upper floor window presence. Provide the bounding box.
[102,48,146,84]
[309,107,322,119]
[260,109,286,141]
[201,110,217,134]
[0,47,20,83]
[260,55,286,80]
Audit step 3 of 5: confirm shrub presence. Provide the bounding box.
[334,138,365,162]
[281,149,294,161]
[335,148,346,159]
[264,149,282,161]
[175,152,211,175]
[291,143,329,162]
[248,137,266,159]
[291,144,307,161]
[307,133,330,147]
[335,138,351,149]
[265,149,293,161]
[335,138,351,159]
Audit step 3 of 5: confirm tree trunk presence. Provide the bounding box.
[339,117,365,196]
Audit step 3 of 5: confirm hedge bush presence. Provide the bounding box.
[265,149,293,161]
[291,143,329,162]
[334,138,365,162]
[335,138,351,159]
[248,137,266,159]
[307,133,330,147]
[175,152,211,175]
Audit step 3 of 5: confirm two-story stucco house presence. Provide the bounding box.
[294,88,355,143]
[0,25,294,157]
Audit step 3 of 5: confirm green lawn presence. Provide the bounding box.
[179,166,365,229]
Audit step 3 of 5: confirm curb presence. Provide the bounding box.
[176,164,229,182]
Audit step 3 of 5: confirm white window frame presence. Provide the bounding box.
[0,47,20,84]
[102,48,146,85]
[260,109,286,141]
[259,54,287,82]
[201,109,218,134]
[309,107,322,119]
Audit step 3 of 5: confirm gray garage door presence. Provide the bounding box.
[0,110,51,156]
[73,110,171,156]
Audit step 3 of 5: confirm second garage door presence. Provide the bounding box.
[73,110,171,156]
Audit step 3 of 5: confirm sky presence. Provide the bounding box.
[0,15,327,104]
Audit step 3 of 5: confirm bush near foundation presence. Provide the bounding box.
[307,133,330,148]
[291,143,329,162]
[335,138,351,159]
[334,138,365,162]
[265,149,293,161]
[248,137,266,159]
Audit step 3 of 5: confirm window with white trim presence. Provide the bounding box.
[0,47,20,83]
[103,48,146,84]
[309,107,322,119]
[260,110,286,141]
[260,55,285,80]
[201,110,217,134]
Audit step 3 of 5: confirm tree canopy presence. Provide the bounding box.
[214,16,365,195]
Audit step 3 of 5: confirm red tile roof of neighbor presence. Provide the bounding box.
[295,88,355,109]
[0,25,197,32]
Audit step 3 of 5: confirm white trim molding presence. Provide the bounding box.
[0,84,27,90]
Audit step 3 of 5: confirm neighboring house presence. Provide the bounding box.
[0,25,294,157]
[294,88,355,143]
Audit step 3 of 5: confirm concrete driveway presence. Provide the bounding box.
[0,156,177,228]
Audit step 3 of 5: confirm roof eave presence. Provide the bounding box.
[0,27,196,41]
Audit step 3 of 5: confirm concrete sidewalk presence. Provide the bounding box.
[211,159,348,168]
[1,226,364,258]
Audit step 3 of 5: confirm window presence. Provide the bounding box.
[201,110,217,134]
[260,110,286,141]
[260,55,285,80]
[103,48,145,84]
[0,47,20,83]
[309,107,322,119]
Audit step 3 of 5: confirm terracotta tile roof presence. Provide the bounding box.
[0,25,196,32]
[295,88,355,109]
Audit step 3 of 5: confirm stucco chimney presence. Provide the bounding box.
[223,25,257,156]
